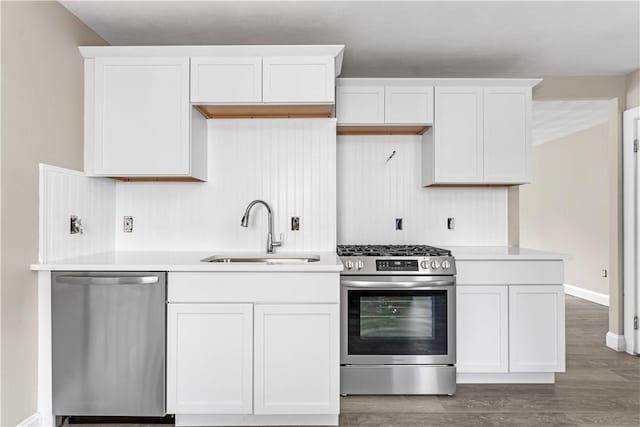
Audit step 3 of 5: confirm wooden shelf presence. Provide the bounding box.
[194,104,333,119]
[108,177,205,182]
[337,125,430,136]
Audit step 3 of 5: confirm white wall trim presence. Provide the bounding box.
[16,413,40,427]
[563,283,609,306]
[606,331,626,352]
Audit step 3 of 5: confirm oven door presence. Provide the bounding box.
[341,275,455,365]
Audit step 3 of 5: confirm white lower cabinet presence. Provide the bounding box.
[456,284,565,376]
[509,285,565,372]
[167,299,340,419]
[456,286,509,373]
[167,304,253,414]
[254,304,340,415]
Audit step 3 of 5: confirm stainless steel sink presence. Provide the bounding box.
[201,255,321,264]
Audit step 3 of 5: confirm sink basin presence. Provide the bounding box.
[201,254,321,264]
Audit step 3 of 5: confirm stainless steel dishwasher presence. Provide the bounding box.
[52,271,166,417]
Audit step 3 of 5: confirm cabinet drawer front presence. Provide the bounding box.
[385,86,434,124]
[167,303,253,414]
[336,86,385,124]
[509,285,565,372]
[456,286,509,373]
[168,272,340,303]
[263,56,334,103]
[93,57,190,176]
[254,304,339,414]
[434,87,484,183]
[456,260,564,285]
[190,56,262,103]
[483,87,531,183]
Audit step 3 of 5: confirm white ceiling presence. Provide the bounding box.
[60,0,640,78]
[532,100,609,145]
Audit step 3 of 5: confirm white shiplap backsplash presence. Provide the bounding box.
[115,119,337,252]
[39,164,116,262]
[337,136,508,246]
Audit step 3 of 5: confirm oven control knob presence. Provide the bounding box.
[345,260,354,270]
[442,260,451,270]
[431,260,440,269]
[356,260,365,270]
[420,260,428,270]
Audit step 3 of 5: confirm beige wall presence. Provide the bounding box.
[0,2,106,425]
[516,76,627,336]
[520,124,610,295]
[627,69,640,109]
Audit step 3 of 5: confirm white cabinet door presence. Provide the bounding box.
[92,57,190,176]
[457,286,509,373]
[336,86,385,124]
[190,56,262,103]
[483,87,531,183]
[167,304,253,414]
[262,56,334,103]
[434,87,484,183]
[509,285,565,372]
[385,86,434,124]
[254,304,339,415]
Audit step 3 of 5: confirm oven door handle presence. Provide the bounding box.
[341,279,454,289]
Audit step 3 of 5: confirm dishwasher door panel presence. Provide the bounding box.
[52,272,166,416]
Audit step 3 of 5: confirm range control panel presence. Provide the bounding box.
[376,260,419,271]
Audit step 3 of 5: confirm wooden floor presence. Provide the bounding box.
[69,296,639,427]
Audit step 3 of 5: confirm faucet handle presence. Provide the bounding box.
[273,234,283,247]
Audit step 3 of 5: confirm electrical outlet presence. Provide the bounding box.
[70,215,83,234]
[447,218,455,230]
[601,269,608,278]
[395,218,403,231]
[123,216,134,233]
[291,216,300,231]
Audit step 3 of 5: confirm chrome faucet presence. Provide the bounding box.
[240,200,283,254]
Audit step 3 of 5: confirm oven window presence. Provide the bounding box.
[348,290,448,355]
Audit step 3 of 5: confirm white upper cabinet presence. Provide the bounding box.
[336,86,385,124]
[431,87,484,183]
[86,57,207,180]
[385,86,434,124]
[190,56,262,103]
[422,83,536,186]
[262,56,335,103]
[483,87,532,183]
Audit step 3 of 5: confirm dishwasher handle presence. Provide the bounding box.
[56,276,159,286]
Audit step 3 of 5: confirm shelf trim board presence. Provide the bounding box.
[337,125,430,136]
[108,176,205,182]
[194,104,334,119]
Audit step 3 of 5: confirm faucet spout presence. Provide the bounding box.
[240,200,282,253]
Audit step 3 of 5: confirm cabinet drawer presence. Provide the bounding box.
[190,56,262,103]
[168,272,340,303]
[456,260,564,285]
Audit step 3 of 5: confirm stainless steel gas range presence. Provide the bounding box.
[338,244,456,395]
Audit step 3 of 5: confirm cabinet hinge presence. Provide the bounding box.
[634,316,639,330]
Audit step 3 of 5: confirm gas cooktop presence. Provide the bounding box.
[337,244,456,275]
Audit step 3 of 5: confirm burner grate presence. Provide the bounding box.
[337,244,451,257]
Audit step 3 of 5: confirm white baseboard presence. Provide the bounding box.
[564,283,609,306]
[17,413,40,427]
[606,331,626,351]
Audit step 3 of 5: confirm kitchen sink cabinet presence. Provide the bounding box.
[509,285,566,372]
[254,304,339,415]
[190,56,262,103]
[167,303,253,414]
[456,286,509,373]
[85,57,207,180]
[422,85,533,186]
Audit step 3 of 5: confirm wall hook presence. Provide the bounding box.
[385,150,397,163]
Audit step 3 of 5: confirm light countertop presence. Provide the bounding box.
[30,251,344,272]
[446,246,567,261]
